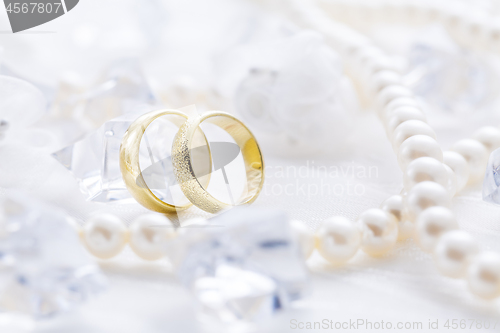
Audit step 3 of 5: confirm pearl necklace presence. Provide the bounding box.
[320,0,500,54]
[68,213,176,261]
[279,0,500,300]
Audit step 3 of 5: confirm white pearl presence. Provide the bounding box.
[487,22,500,52]
[422,3,443,22]
[290,220,315,259]
[398,135,443,171]
[129,214,176,261]
[386,106,426,137]
[445,11,469,44]
[356,208,398,257]
[444,10,463,30]
[472,126,500,152]
[405,181,451,221]
[381,96,419,119]
[392,119,436,152]
[452,139,488,184]
[415,206,458,252]
[369,70,401,94]
[380,195,413,240]
[463,18,488,50]
[403,157,448,192]
[316,216,361,264]
[376,85,413,110]
[443,164,458,197]
[443,151,470,192]
[468,252,500,299]
[403,2,425,24]
[82,214,128,259]
[434,230,478,278]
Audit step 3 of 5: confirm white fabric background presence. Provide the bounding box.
[1,0,500,332]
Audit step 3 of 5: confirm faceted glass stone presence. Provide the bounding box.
[167,208,309,322]
[52,109,194,204]
[0,194,106,319]
[483,148,500,204]
[53,112,141,202]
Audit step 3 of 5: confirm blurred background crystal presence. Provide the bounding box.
[403,26,499,114]
[167,208,309,323]
[0,0,169,86]
[483,148,500,204]
[0,65,55,104]
[231,32,359,155]
[159,76,228,113]
[0,193,106,319]
[51,58,158,130]
[0,75,48,131]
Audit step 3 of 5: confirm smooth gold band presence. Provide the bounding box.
[172,111,265,214]
[120,109,211,213]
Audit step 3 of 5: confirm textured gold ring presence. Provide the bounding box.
[120,109,211,213]
[172,111,265,214]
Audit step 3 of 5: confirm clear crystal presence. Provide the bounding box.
[53,112,140,202]
[168,208,309,322]
[52,109,193,204]
[483,148,500,204]
[0,193,107,319]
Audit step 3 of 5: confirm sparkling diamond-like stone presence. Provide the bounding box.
[52,112,141,203]
[168,208,309,322]
[52,109,192,204]
[0,194,107,319]
[483,148,500,204]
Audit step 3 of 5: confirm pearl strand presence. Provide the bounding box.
[69,213,176,260]
[283,0,500,299]
[320,0,500,54]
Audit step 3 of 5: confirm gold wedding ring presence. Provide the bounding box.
[121,109,264,214]
[172,111,265,214]
[120,109,211,213]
